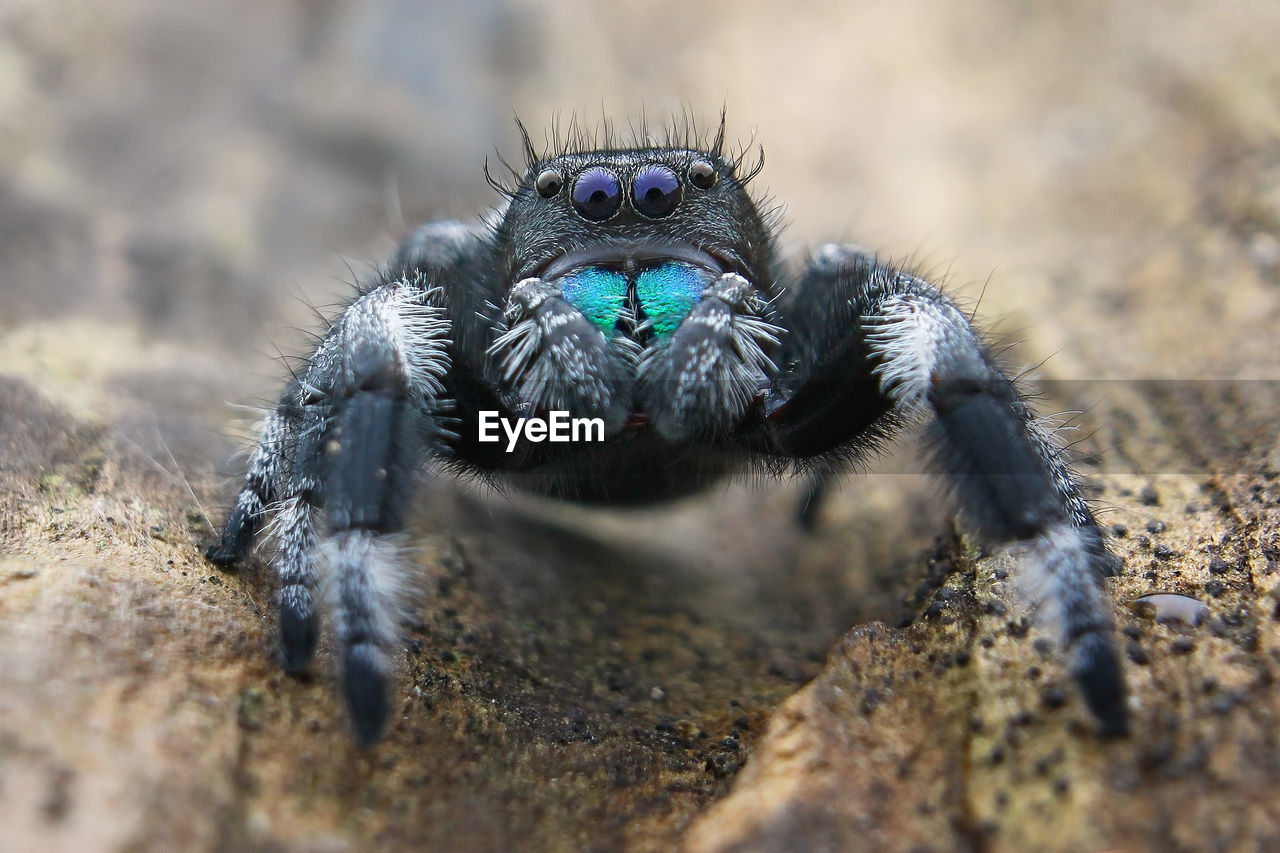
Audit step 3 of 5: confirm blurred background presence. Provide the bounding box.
[5,0,1276,375]
[2,1,1279,850]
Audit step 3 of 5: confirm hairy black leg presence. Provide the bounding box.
[205,407,291,567]
[273,494,319,670]
[795,471,831,530]
[488,276,633,433]
[287,278,451,744]
[769,244,1127,735]
[639,272,780,441]
[392,220,486,279]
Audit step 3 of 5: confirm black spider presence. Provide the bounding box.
[207,120,1128,745]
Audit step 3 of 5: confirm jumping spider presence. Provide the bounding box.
[208,120,1128,744]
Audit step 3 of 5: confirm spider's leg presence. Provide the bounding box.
[638,272,781,442]
[207,379,326,670]
[210,274,453,744]
[301,278,451,744]
[767,244,1127,735]
[205,405,292,567]
[489,275,634,433]
[795,471,831,531]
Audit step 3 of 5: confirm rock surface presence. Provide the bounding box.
[2,1,1279,851]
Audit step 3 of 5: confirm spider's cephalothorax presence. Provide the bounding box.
[208,122,1128,745]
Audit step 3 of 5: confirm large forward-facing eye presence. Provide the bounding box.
[572,167,623,221]
[632,165,681,218]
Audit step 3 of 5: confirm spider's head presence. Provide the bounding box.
[493,146,776,297]
[485,135,781,438]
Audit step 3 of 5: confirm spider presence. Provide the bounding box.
[207,119,1128,745]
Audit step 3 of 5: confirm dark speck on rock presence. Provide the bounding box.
[1041,687,1068,709]
[1171,638,1196,655]
[1140,484,1161,506]
[1111,523,1129,538]
[1208,556,1230,575]
[1146,519,1166,534]
[1127,643,1150,665]
[706,751,744,779]
[1211,692,1241,715]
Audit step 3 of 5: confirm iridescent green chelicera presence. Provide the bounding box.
[636,262,708,340]
[559,267,628,335]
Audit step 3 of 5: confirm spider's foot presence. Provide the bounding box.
[279,590,319,673]
[204,501,261,569]
[1074,631,1129,737]
[794,473,829,531]
[343,643,391,746]
[204,538,243,570]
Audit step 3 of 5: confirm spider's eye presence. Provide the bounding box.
[632,165,681,218]
[572,167,622,221]
[535,169,563,198]
[688,159,717,190]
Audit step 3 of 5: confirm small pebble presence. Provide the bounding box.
[1132,592,1209,626]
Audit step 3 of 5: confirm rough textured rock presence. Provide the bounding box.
[1,1,1278,851]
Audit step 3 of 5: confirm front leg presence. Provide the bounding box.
[769,245,1127,735]
[638,272,781,441]
[210,275,451,744]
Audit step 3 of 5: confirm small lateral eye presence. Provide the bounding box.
[572,166,623,221]
[688,159,716,190]
[535,169,563,198]
[632,165,681,218]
